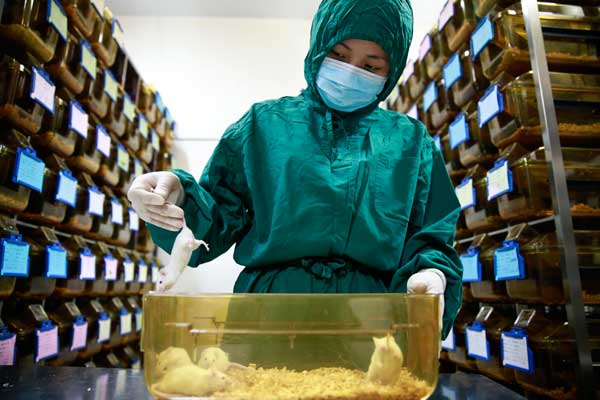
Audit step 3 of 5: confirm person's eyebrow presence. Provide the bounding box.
[338,42,352,51]
[367,54,387,60]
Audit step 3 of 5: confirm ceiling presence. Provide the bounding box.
[106,0,322,19]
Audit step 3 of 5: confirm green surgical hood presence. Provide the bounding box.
[147,0,463,338]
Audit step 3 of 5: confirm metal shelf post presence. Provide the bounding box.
[521,1,595,398]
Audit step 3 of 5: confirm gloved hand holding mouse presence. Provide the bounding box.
[128,172,210,292]
[127,171,186,231]
[407,269,446,330]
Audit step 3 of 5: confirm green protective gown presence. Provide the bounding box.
[147,0,463,338]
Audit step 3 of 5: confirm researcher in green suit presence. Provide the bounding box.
[128,0,462,339]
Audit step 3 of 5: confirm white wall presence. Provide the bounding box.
[118,0,446,293]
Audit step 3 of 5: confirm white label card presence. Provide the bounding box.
[98,317,111,343]
[56,170,78,207]
[438,0,454,31]
[69,101,88,138]
[71,321,88,351]
[486,159,512,201]
[47,0,68,41]
[88,187,105,216]
[129,209,139,231]
[455,178,475,210]
[112,19,125,49]
[96,125,111,158]
[79,252,97,280]
[138,115,149,138]
[30,67,56,114]
[111,199,123,225]
[120,312,132,335]
[502,331,533,373]
[419,34,432,61]
[138,262,147,283]
[103,70,118,102]
[123,260,135,283]
[135,310,142,333]
[123,95,135,122]
[104,255,118,281]
[441,327,455,352]
[151,265,159,284]
[466,324,489,360]
[80,40,97,78]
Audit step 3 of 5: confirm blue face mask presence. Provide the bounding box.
[316,57,388,113]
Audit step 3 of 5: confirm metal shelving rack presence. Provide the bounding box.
[521,0,595,398]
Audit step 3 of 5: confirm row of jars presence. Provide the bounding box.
[0,131,158,252]
[453,222,600,305]
[0,0,176,158]
[0,295,145,368]
[0,215,160,300]
[447,143,600,239]
[390,2,600,126]
[0,54,173,175]
[441,303,600,400]
[433,71,600,187]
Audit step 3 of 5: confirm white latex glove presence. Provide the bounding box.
[127,172,185,231]
[407,268,447,329]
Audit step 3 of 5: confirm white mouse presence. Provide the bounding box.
[366,334,404,385]
[155,346,193,379]
[196,346,248,372]
[151,364,232,398]
[156,221,209,292]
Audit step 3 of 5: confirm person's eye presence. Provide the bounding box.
[332,50,345,59]
[364,64,380,72]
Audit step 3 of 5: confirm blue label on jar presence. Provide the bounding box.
[471,16,494,60]
[13,147,45,193]
[55,169,78,207]
[46,242,67,279]
[478,84,504,128]
[443,53,462,90]
[0,234,30,277]
[494,241,525,281]
[423,81,438,112]
[501,327,535,374]
[449,113,470,149]
[466,321,491,361]
[461,248,481,282]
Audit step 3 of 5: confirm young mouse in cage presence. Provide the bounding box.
[155,346,194,378]
[156,221,210,292]
[151,364,233,398]
[197,346,249,372]
[366,334,404,385]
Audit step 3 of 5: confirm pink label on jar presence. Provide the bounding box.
[0,335,16,366]
[71,322,88,351]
